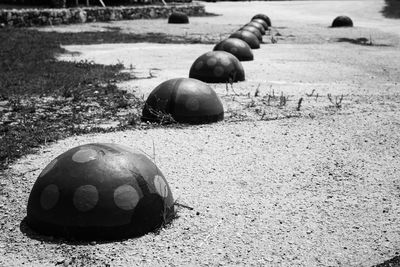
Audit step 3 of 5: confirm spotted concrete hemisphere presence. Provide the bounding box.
[331,15,353,27]
[142,78,224,124]
[213,38,254,62]
[250,19,269,31]
[27,143,175,240]
[229,31,260,49]
[252,14,271,27]
[240,25,263,42]
[168,12,189,24]
[189,51,245,83]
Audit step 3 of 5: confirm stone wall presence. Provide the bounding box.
[0,2,204,27]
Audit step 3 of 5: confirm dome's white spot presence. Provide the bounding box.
[40,184,59,210]
[206,51,213,57]
[73,185,98,212]
[154,175,168,198]
[238,42,246,48]
[72,149,98,163]
[213,66,225,77]
[114,185,140,211]
[185,98,200,111]
[39,158,58,178]
[220,57,231,67]
[206,58,217,67]
[195,60,204,70]
[230,47,238,54]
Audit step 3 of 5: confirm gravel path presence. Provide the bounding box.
[2,1,400,266]
[2,114,400,266]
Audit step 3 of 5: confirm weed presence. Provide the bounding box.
[327,93,344,109]
[296,97,303,111]
[226,108,247,121]
[306,89,316,97]
[143,104,177,125]
[254,84,260,97]
[279,92,288,107]
[246,99,256,108]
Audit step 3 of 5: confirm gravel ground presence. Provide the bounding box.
[2,0,400,266]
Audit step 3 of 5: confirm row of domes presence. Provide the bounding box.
[26,13,272,240]
[141,13,273,124]
[27,12,355,241]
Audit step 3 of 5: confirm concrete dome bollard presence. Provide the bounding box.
[252,14,271,27]
[331,16,353,27]
[142,78,224,124]
[229,31,260,49]
[189,51,245,83]
[168,12,189,24]
[251,19,269,31]
[245,21,266,35]
[27,143,174,240]
[213,38,254,61]
[240,25,263,41]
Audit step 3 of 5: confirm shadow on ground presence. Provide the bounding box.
[335,37,392,46]
[373,255,400,267]
[381,0,400,18]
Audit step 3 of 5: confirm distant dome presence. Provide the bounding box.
[27,143,174,240]
[331,16,353,27]
[213,38,254,61]
[245,21,266,35]
[251,19,269,31]
[240,25,263,41]
[229,31,260,49]
[189,51,245,83]
[252,14,271,27]
[168,12,189,24]
[142,78,224,124]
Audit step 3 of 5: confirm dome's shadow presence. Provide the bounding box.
[19,193,175,245]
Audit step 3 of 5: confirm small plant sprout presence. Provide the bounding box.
[247,99,256,108]
[271,35,277,44]
[296,97,303,111]
[327,93,344,108]
[306,89,315,97]
[149,69,155,78]
[278,92,288,107]
[254,84,261,97]
[226,72,239,96]
[269,85,275,98]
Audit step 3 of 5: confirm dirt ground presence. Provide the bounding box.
[1,0,400,266]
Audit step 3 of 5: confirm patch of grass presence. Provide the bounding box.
[382,0,400,19]
[0,27,214,170]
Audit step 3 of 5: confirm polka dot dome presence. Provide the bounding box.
[331,16,353,27]
[229,31,260,49]
[213,38,254,61]
[142,78,224,124]
[27,143,174,240]
[246,21,266,34]
[250,19,269,31]
[189,51,245,83]
[240,25,263,42]
[168,12,189,24]
[252,14,271,27]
